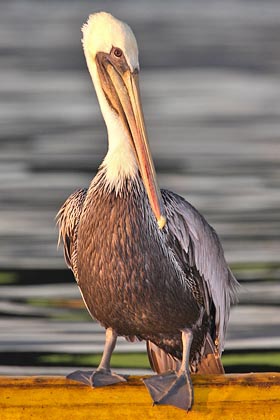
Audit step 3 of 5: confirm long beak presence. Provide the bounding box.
[101,59,166,229]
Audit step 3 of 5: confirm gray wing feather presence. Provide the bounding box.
[56,188,87,278]
[162,189,239,354]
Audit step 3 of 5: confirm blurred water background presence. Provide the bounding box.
[0,0,279,375]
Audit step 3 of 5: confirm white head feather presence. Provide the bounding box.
[82,12,139,71]
[82,12,140,192]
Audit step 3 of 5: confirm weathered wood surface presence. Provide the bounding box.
[0,374,279,420]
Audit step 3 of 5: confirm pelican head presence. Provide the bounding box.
[82,12,166,229]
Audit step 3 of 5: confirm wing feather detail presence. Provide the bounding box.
[162,189,239,353]
[56,188,87,277]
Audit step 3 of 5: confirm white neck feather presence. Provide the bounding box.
[102,122,138,193]
[84,53,138,194]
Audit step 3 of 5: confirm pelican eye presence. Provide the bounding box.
[113,48,123,58]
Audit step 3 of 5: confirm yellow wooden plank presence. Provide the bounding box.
[0,373,279,420]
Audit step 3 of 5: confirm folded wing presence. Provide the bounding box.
[56,188,87,279]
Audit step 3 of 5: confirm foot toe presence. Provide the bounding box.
[67,369,127,387]
[143,370,193,411]
[90,370,127,387]
[67,370,93,385]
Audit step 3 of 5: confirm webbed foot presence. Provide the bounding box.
[143,369,193,411]
[67,369,127,387]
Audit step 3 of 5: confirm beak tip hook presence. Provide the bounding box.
[157,215,166,230]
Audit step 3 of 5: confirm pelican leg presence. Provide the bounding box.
[143,329,194,411]
[67,328,127,387]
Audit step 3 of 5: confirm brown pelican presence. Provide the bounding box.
[57,12,238,411]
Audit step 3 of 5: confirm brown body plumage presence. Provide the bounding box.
[57,173,236,371]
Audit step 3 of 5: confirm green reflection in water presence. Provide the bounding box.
[39,352,280,369]
[0,272,17,284]
[222,353,280,367]
[39,353,150,369]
